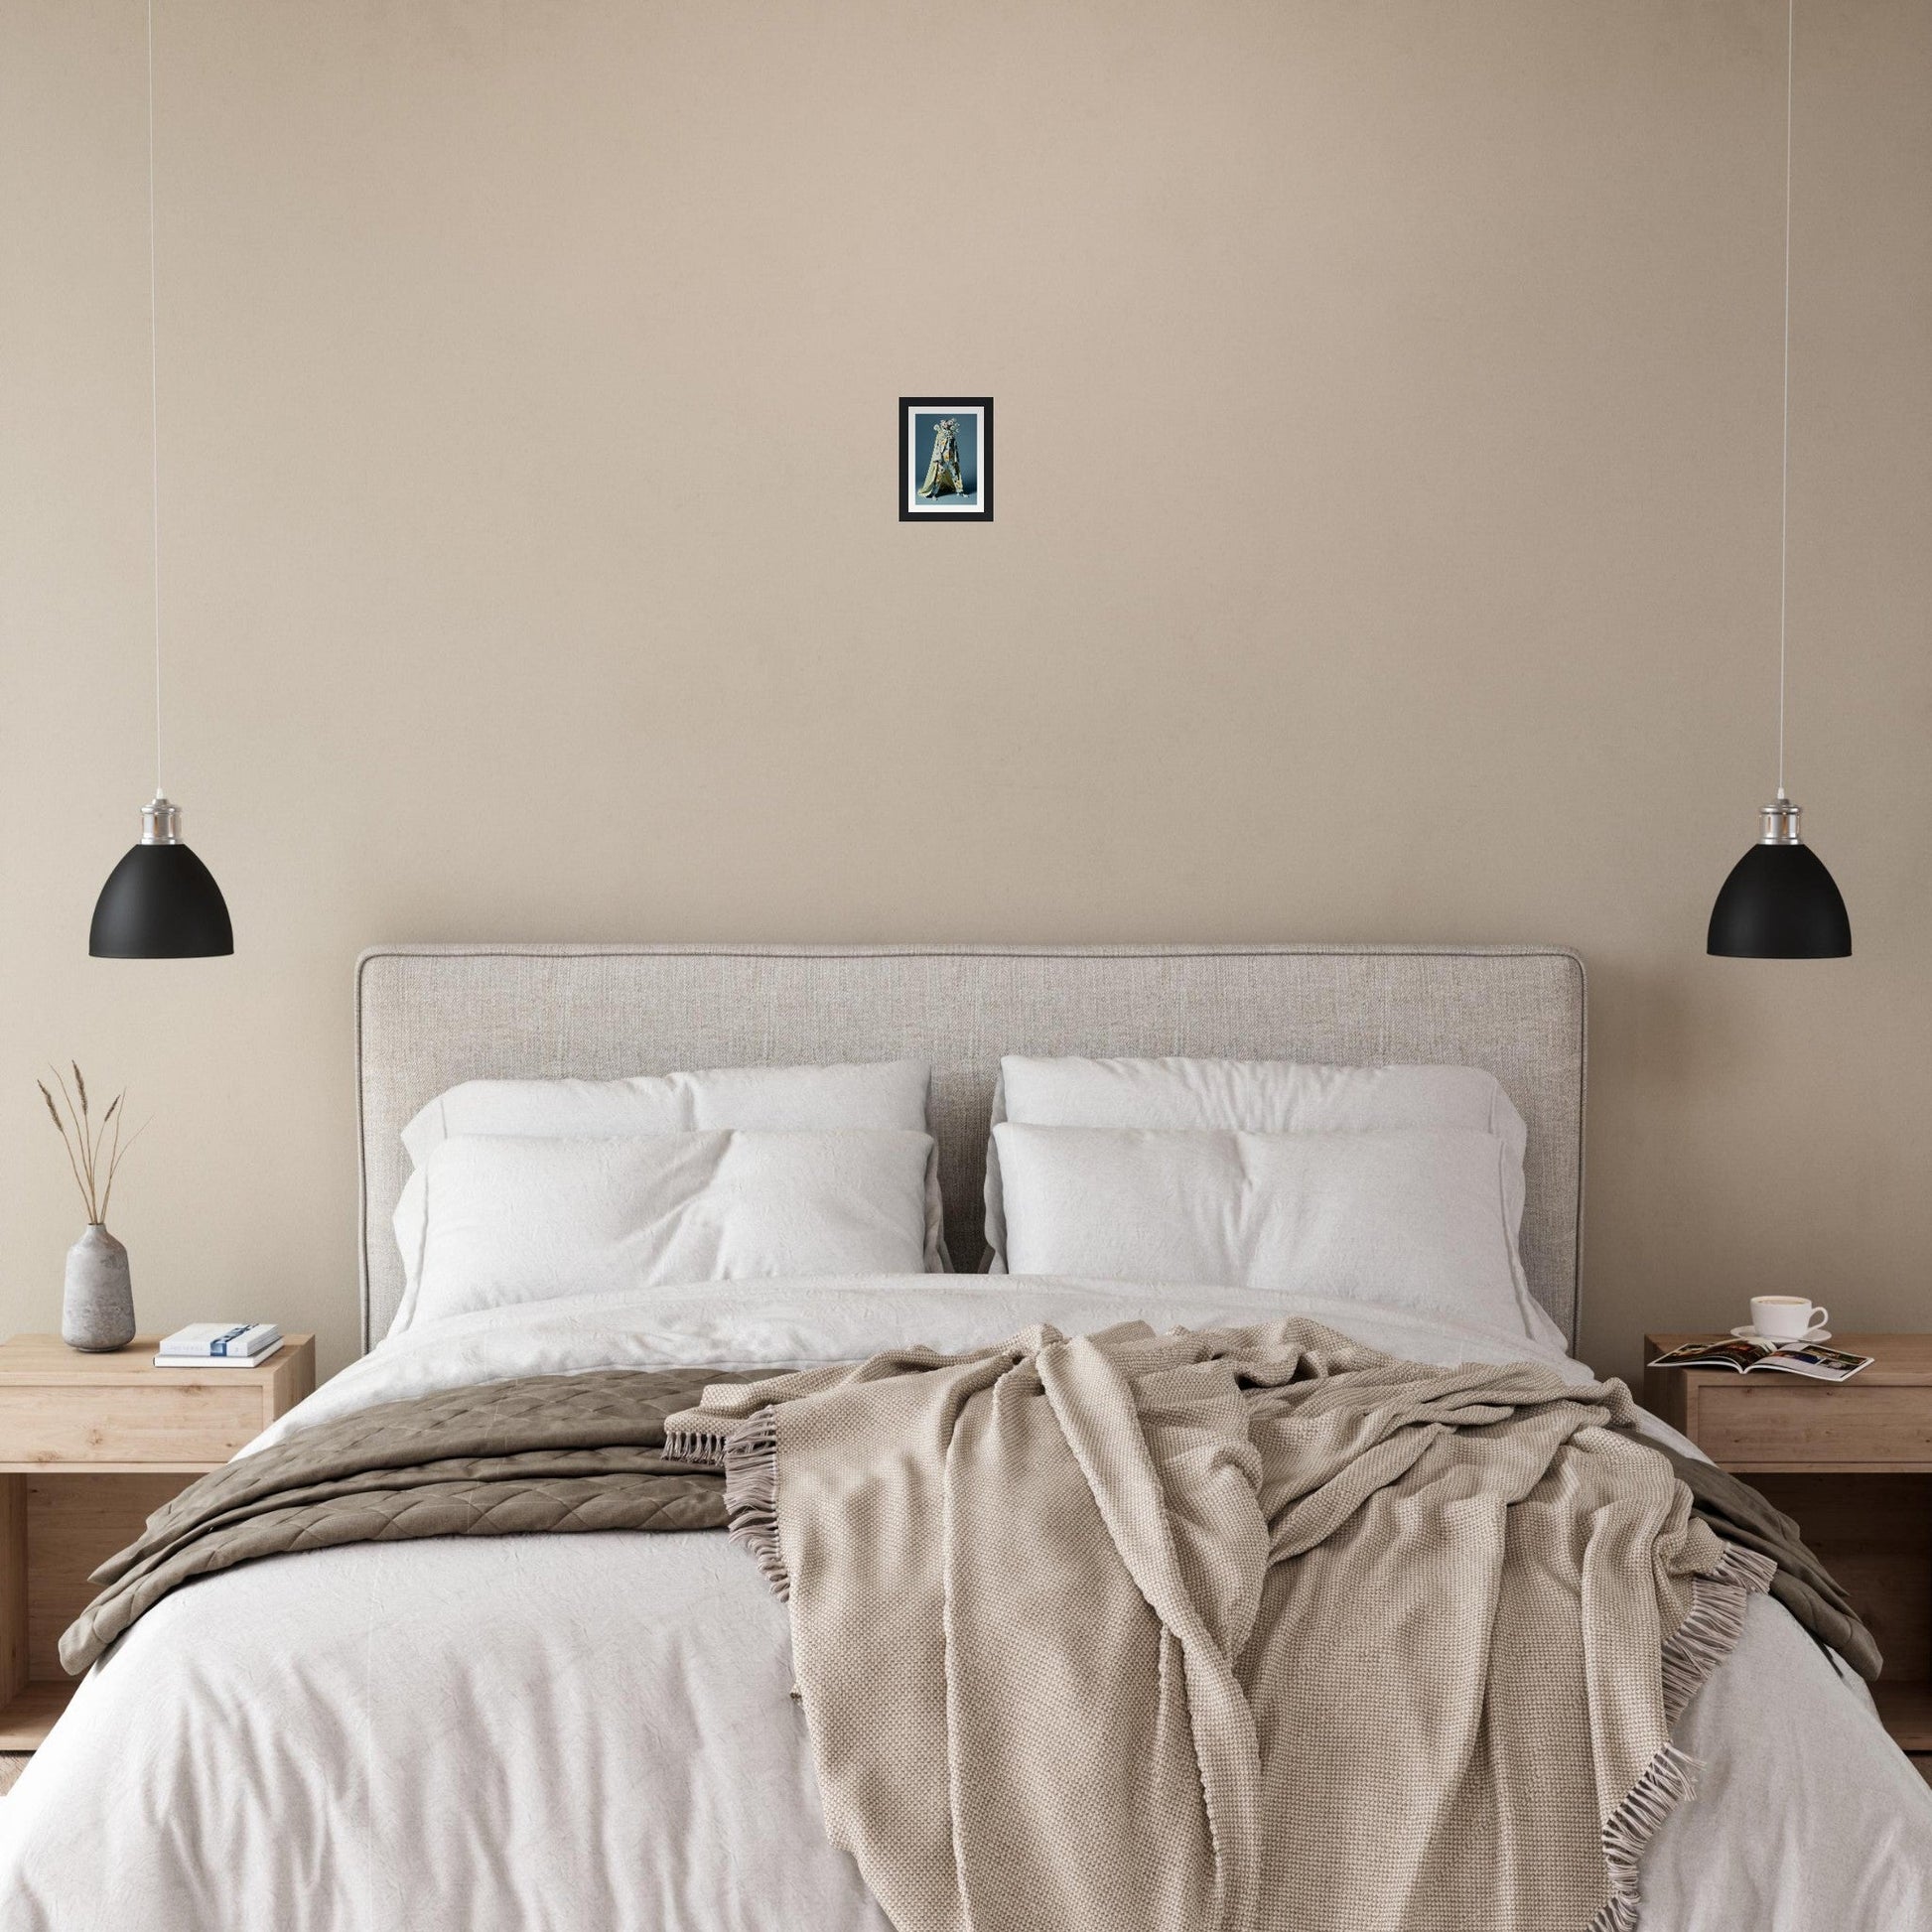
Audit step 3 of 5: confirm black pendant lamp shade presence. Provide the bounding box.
[89,796,233,958]
[1707,795,1850,959]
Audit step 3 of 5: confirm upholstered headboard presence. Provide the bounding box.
[355,943,1587,1352]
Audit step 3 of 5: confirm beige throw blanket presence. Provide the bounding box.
[667,1319,1773,1932]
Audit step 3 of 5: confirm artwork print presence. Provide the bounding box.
[899,397,993,521]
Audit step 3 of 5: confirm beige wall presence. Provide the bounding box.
[2,1,1927,1385]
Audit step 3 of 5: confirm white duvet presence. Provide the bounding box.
[1,1277,1927,1930]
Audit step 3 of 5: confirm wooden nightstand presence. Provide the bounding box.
[0,1332,315,1753]
[1644,1332,1932,1771]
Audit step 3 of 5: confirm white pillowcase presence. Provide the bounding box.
[994,1123,1543,1340]
[408,1130,935,1329]
[400,1060,937,1166]
[983,1056,1528,1270]
[391,1059,946,1333]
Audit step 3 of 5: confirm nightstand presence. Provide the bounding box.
[1644,1332,1932,1774]
[0,1332,315,1753]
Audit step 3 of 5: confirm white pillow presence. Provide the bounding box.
[983,1056,1528,1271]
[400,1060,936,1167]
[994,1123,1542,1340]
[392,1060,946,1333]
[408,1130,935,1329]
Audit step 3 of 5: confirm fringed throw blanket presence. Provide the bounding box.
[667,1319,1775,1932]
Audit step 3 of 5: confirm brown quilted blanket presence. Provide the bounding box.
[60,1367,747,1674]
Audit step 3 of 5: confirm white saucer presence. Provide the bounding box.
[1731,1325,1831,1346]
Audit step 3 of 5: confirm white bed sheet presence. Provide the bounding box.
[1,1278,1926,1930]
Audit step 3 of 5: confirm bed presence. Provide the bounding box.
[0,942,1924,1930]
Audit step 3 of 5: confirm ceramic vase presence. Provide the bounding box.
[63,1224,135,1352]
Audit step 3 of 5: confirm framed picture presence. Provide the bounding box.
[899,396,993,521]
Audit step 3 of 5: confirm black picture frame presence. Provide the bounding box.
[898,396,994,522]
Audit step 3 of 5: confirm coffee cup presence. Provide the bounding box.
[1750,1295,1829,1343]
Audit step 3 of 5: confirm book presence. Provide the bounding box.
[154,1350,280,1369]
[1647,1337,1872,1383]
[155,1322,282,1367]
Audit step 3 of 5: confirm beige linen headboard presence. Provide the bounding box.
[355,943,1587,1352]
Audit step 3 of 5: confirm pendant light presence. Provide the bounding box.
[89,0,232,960]
[1707,0,1849,960]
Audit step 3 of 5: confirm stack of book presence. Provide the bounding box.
[154,1323,284,1370]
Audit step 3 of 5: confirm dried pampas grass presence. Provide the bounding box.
[37,1065,144,1227]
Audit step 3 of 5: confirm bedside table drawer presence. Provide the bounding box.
[1696,1382,1932,1468]
[0,1381,265,1467]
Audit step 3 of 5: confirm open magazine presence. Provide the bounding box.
[1647,1337,1872,1382]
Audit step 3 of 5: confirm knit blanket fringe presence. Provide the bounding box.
[667,1406,789,1599]
[1588,1541,1778,1932]
[663,1419,734,1465]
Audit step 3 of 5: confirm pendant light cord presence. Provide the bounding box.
[145,0,164,799]
[1775,0,1794,801]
